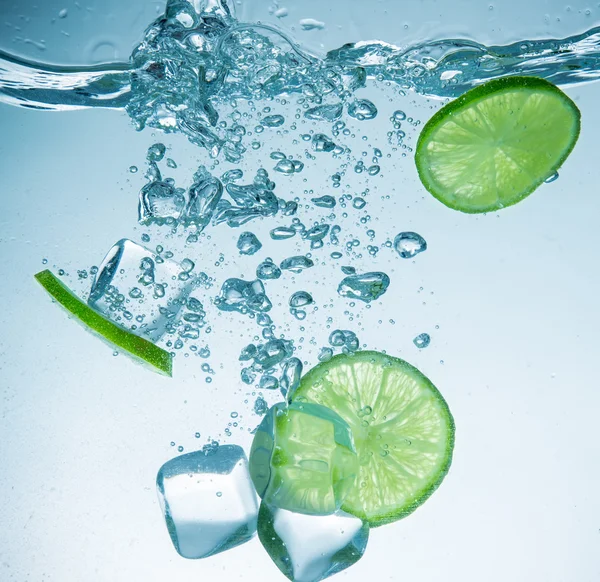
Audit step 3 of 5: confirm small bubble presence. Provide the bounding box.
[394,232,427,259]
[413,333,431,349]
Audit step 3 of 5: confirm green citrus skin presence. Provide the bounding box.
[35,269,172,376]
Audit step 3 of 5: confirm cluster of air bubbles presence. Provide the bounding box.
[347,99,378,121]
[215,278,272,314]
[328,329,360,354]
[354,160,380,175]
[271,151,305,175]
[239,338,302,398]
[106,0,453,447]
[289,291,314,320]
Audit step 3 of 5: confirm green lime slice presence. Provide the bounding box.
[35,269,172,376]
[249,401,359,516]
[292,351,454,527]
[415,76,581,213]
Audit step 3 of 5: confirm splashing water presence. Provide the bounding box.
[2,0,600,157]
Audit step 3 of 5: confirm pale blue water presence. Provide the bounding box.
[1,1,599,581]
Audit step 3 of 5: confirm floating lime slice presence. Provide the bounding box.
[415,76,581,213]
[292,351,454,527]
[35,269,172,376]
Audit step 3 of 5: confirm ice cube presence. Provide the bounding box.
[138,181,186,225]
[88,239,194,342]
[249,402,358,516]
[157,445,259,559]
[215,278,272,314]
[258,502,369,582]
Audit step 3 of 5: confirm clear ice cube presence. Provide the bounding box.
[249,402,358,516]
[138,181,186,225]
[182,175,223,230]
[215,278,272,314]
[258,503,369,582]
[88,239,194,342]
[156,445,259,559]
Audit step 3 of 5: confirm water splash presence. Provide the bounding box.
[2,0,600,132]
[0,49,131,110]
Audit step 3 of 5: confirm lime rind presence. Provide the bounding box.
[293,351,455,527]
[35,269,172,376]
[415,76,581,214]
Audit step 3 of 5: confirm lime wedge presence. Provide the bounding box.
[415,76,581,213]
[35,269,172,376]
[292,351,454,527]
[249,401,359,516]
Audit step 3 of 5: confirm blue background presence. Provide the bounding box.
[0,1,599,581]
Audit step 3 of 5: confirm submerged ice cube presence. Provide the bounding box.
[258,503,369,582]
[182,175,223,230]
[138,181,186,225]
[88,239,194,341]
[249,402,358,516]
[156,445,259,559]
[215,278,272,314]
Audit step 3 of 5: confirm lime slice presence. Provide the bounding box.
[35,269,172,376]
[415,76,581,213]
[292,351,454,527]
[249,401,359,516]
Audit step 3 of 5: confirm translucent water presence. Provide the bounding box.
[3,1,600,581]
[257,503,369,582]
[88,239,195,342]
[156,444,259,559]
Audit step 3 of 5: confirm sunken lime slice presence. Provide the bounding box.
[292,351,454,527]
[415,76,581,213]
[35,269,172,376]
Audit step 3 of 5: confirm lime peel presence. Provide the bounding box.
[35,269,172,376]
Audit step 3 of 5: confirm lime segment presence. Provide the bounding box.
[35,269,172,376]
[292,351,454,527]
[415,76,581,213]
